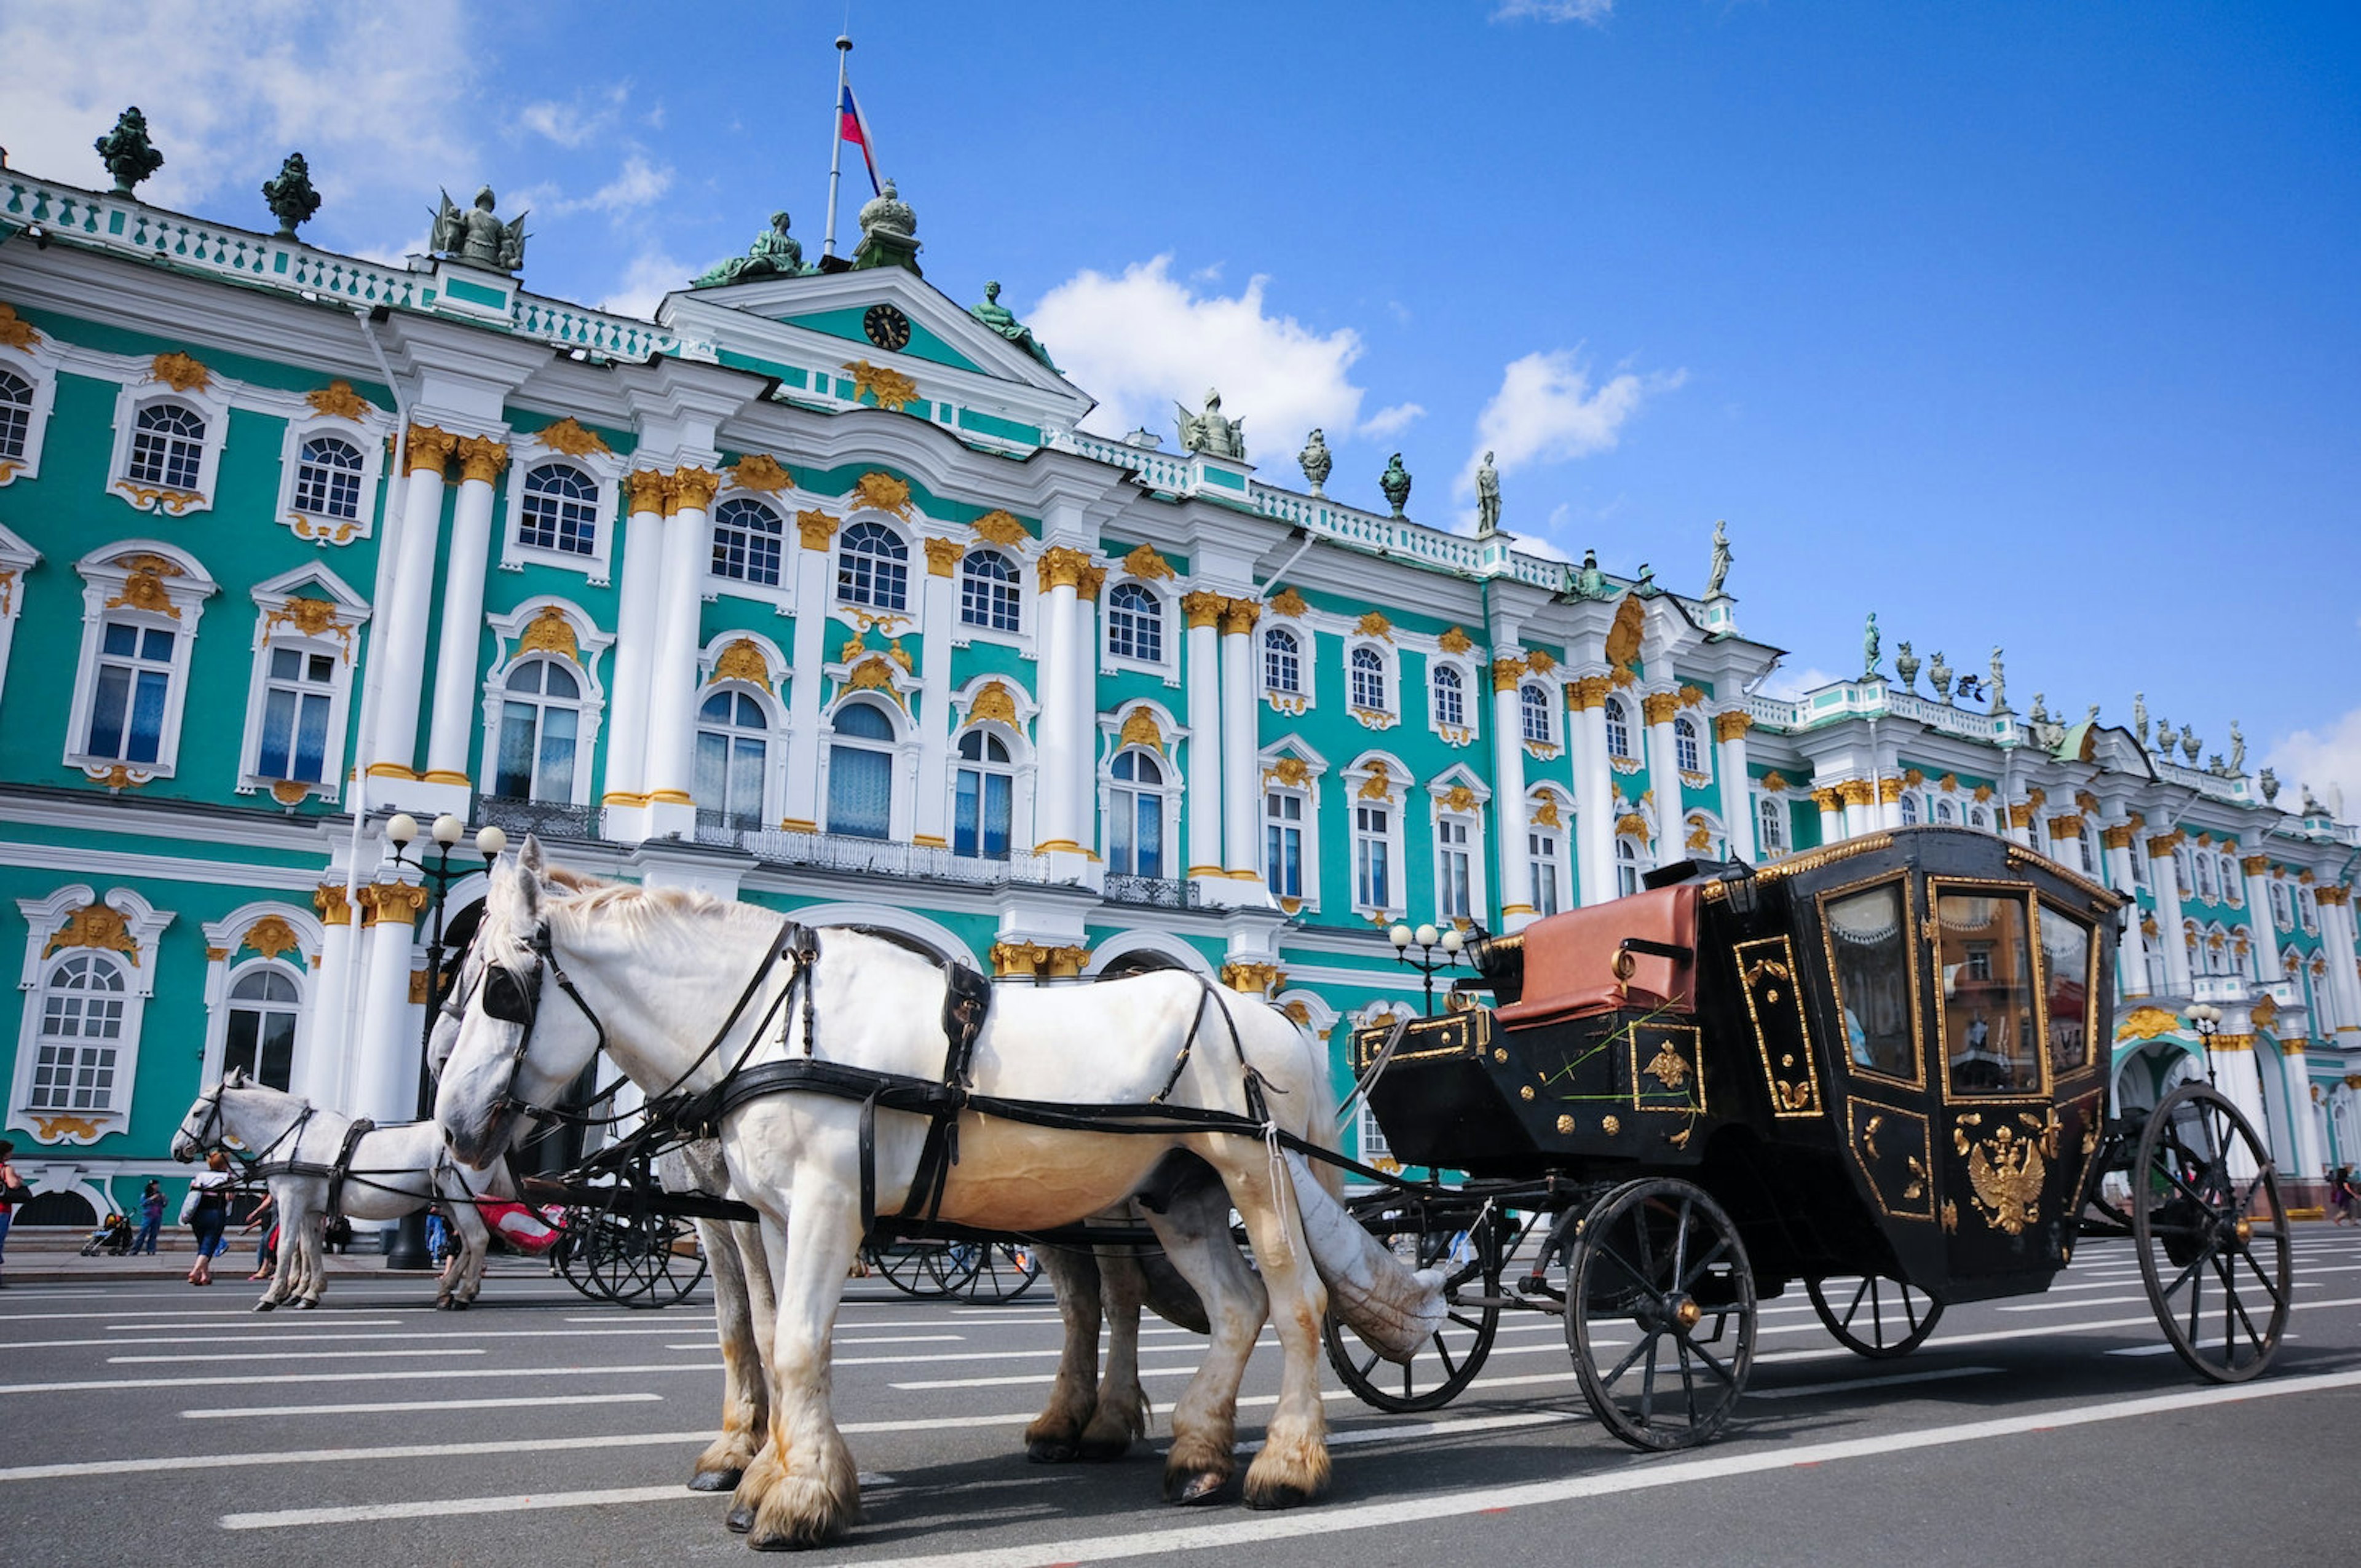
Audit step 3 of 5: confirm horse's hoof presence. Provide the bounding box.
[295,1299,317,1310]
[1166,1470,1230,1506]
[726,1503,756,1534]
[1026,1438,1078,1464]
[689,1470,741,1493]
[252,1299,276,1314]
[1243,1479,1320,1512]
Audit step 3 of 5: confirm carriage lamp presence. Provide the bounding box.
[1718,861,1762,919]
[1392,923,1464,1016]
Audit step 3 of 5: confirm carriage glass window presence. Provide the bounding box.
[1824,881,1917,1082]
[2039,905,2094,1075]
[1936,888,2041,1095]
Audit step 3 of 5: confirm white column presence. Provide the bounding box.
[2151,833,2193,996]
[1714,712,1754,861]
[781,512,836,832]
[1571,680,1615,905]
[1816,786,1847,846]
[2241,856,2285,984]
[2106,828,2152,997]
[1642,691,1684,869]
[1182,593,1225,881]
[1031,551,1084,852]
[367,428,454,780]
[2278,1041,2328,1184]
[1073,572,1101,864]
[423,437,506,785]
[2208,1041,2271,1180]
[913,537,960,848]
[1879,776,1907,832]
[2004,797,2035,848]
[1841,779,1877,840]
[1489,657,1532,924]
[601,471,670,818]
[643,469,720,836]
[1219,598,1260,878]
[2321,891,2361,1039]
[298,885,356,1109]
[350,882,428,1124]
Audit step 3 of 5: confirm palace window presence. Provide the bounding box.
[837,521,908,611]
[1355,803,1393,910]
[1604,697,1634,761]
[518,462,599,556]
[2193,853,2217,902]
[1674,714,1704,775]
[2220,854,2243,904]
[1432,664,1465,729]
[960,550,1021,631]
[1264,627,1302,695]
[83,621,176,765]
[2299,886,2318,932]
[1616,837,1642,898]
[826,701,897,840]
[1436,816,1473,920]
[1105,582,1163,663]
[694,689,770,830]
[1758,795,1786,856]
[291,435,366,522]
[0,369,30,462]
[125,401,206,490]
[28,953,128,1113]
[1521,684,1552,745]
[1265,789,1304,899]
[1899,792,1920,826]
[2173,848,2194,898]
[1350,646,1388,713]
[255,646,338,784]
[954,730,1014,861]
[2269,881,2292,930]
[1969,804,1991,831]
[1107,750,1166,877]
[222,966,301,1093]
[710,498,785,588]
[1529,827,1563,916]
[492,659,583,804]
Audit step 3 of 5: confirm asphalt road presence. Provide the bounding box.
[3,1230,2357,1567]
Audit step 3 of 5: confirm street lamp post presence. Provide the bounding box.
[380,811,508,1270]
[2186,1002,2223,1089]
[1390,921,1464,1016]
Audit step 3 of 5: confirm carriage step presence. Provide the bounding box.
[1461,1292,1563,1314]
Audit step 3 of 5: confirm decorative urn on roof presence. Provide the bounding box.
[851,179,922,275]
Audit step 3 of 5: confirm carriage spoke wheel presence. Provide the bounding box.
[1324,1218,1502,1413]
[1806,1275,1943,1358]
[583,1207,698,1307]
[952,1242,1042,1304]
[874,1241,965,1299]
[2131,1082,2291,1383]
[1567,1178,1755,1451]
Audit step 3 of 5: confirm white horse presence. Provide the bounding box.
[438,840,1345,1549]
[171,1071,493,1311]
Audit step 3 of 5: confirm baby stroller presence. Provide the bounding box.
[79,1211,136,1256]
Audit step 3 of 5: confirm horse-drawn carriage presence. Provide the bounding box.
[1329,825,2291,1447]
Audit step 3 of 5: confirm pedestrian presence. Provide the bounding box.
[2332,1165,2357,1227]
[180,1150,234,1286]
[136,1179,165,1255]
[0,1138,26,1289]
[243,1191,279,1279]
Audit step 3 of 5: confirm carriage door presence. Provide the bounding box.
[1927,880,2065,1280]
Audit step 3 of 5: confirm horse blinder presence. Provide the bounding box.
[482,958,542,1028]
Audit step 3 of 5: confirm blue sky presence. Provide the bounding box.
[7,1,2357,802]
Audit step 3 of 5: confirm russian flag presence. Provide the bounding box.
[839,83,881,197]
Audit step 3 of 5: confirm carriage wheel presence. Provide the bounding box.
[874,1241,960,1299]
[2130,1082,2291,1383]
[1323,1219,1501,1413]
[1806,1275,1944,1358]
[1566,1178,1756,1451]
[623,1220,708,1309]
[951,1243,1042,1304]
[583,1209,695,1306]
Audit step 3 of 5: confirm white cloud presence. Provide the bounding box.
[2263,707,2361,819]
[1359,402,1426,439]
[598,250,690,321]
[1760,666,1845,703]
[1493,0,1615,23]
[0,0,478,230]
[584,156,672,215]
[1461,349,1685,492]
[1029,256,1375,447]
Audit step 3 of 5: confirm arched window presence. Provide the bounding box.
[1604,697,1633,761]
[960,550,1020,631]
[127,401,206,489]
[1432,664,1465,728]
[2269,881,2291,929]
[1350,646,1388,712]
[30,953,127,1113]
[1521,684,1551,744]
[1674,715,1703,774]
[224,967,301,1092]
[2194,853,2217,902]
[2173,848,2193,897]
[954,730,1013,860]
[1934,797,1955,824]
[1899,792,1920,825]
[694,689,769,829]
[1264,627,1302,695]
[1758,794,1785,856]
[1969,804,1990,831]
[1615,837,1642,899]
[1108,750,1165,877]
[710,498,785,587]
[518,463,599,556]
[0,368,31,460]
[1106,582,1163,663]
[493,659,583,802]
[837,520,908,610]
[826,701,896,840]
[291,435,365,521]
[2220,855,2242,904]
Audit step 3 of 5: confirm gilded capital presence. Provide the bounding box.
[358,881,432,928]
[1180,590,1227,629]
[2101,824,2137,851]
[2146,830,2185,859]
[1077,564,1107,602]
[1811,787,1845,813]
[453,435,510,486]
[923,536,964,577]
[2007,803,2036,830]
[1713,710,1753,743]
[1218,596,1260,636]
[1878,777,1904,804]
[404,424,459,475]
[1838,778,1877,808]
[666,466,723,516]
[1491,655,1528,693]
[2240,854,2271,877]
[2047,814,2086,841]
[797,509,839,551]
[1566,676,1612,711]
[1641,691,1682,727]
[2313,884,2347,907]
[314,884,352,926]
[625,468,671,514]
[1037,546,1093,593]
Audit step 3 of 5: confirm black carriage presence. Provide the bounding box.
[1332,825,2291,1448]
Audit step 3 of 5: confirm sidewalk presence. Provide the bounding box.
[0,1229,441,1285]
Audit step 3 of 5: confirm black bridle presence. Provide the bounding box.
[178,1082,313,1174]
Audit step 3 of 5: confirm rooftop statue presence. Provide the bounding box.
[261,152,321,240]
[2151,715,2170,754]
[2301,784,2324,815]
[1928,649,1953,702]
[95,106,164,196]
[2133,691,2149,745]
[1705,519,1732,598]
[1177,389,1246,460]
[1474,451,1501,536]
[2180,725,2200,765]
[694,211,807,288]
[431,186,528,273]
[1379,453,1413,518]
[1297,428,1332,495]
[970,281,1057,369]
[1894,640,1920,692]
[2228,721,2245,774]
[1862,612,1881,679]
[1632,561,1659,596]
[1987,647,2007,712]
[1573,549,1608,601]
[851,178,923,275]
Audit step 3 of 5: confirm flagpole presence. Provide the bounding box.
[823,34,852,259]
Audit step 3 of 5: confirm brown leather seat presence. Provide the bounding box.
[1495,884,1701,1030]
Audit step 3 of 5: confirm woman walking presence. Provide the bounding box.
[2332,1164,2357,1227]
[181,1151,234,1286]
[136,1180,165,1255]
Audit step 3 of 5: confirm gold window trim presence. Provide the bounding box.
[2036,897,2102,1082]
[1815,870,1928,1092]
[1928,877,2054,1106]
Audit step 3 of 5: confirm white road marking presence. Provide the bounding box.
[1747,1365,2001,1400]
[2,1429,723,1484]
[183,1392,665,1419]
[1999,1294,2147,1313]
[107,1318,405,1331]
[224,1483,709,1528]
[111,1348,486,1365]
[0,1361,724,1395]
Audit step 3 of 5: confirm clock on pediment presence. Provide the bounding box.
[862,303,912,352]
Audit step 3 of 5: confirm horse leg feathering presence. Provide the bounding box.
[1026,1247,1103,1463]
